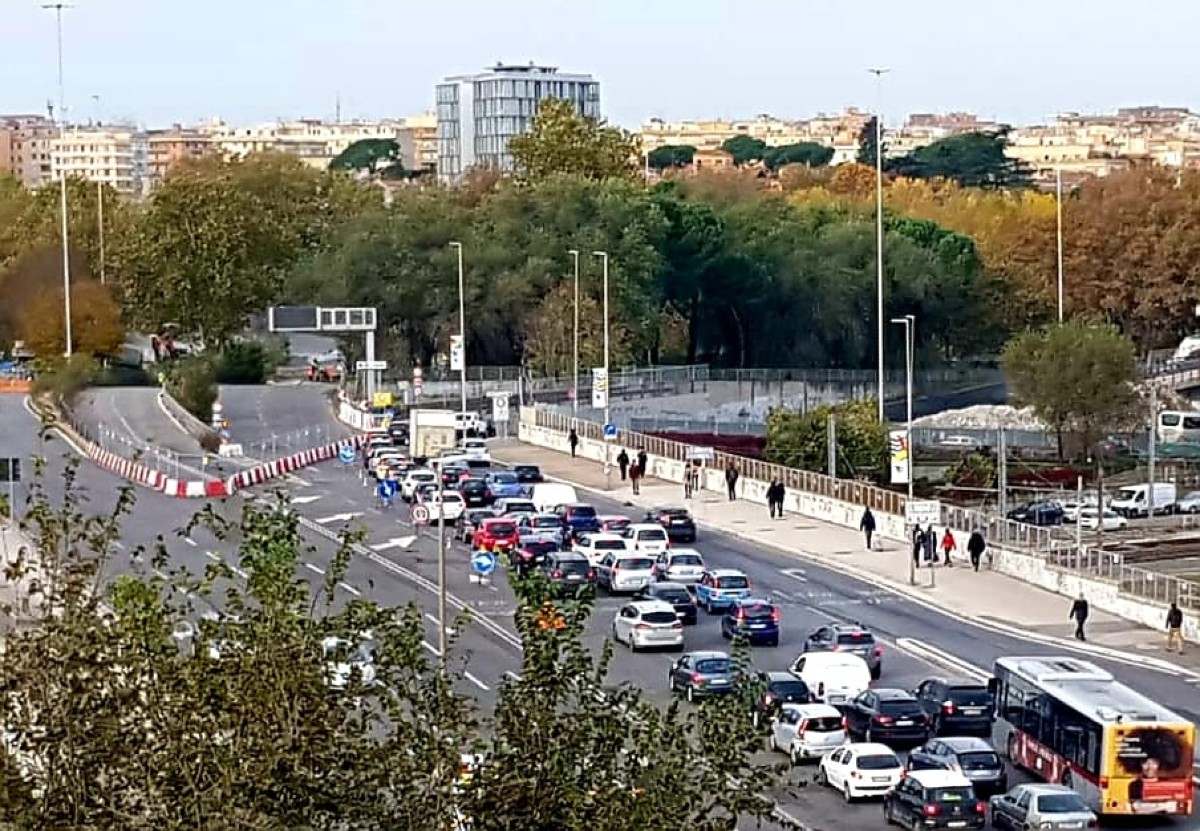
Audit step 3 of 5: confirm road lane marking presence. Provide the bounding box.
[781,568,807,582]
[464,671,489,691]
[184,537,197,547]
[304,563,325,575]
[421,640,441,656]
[893,638,989,682]
[339,582,361,596]
[204,551,219,561]
[504,671,522,682]
[111,540,125,550]
[425,613,440,627]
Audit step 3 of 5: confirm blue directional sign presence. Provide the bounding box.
[338,444,356,464]
[376,478,398,500]
[471,550,497,576]
[603,423,618,439]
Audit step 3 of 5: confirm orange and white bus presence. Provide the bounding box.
[991,656,1194,817]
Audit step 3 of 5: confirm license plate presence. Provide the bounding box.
[948,822,966,828]
[896,720,913,726]
[709,679,729,686]
[873,777,891,783]
[750,623,766,629]
[1060,824,1082,829]
[829,695,846,703]
[962,707,984,715]
[565,575,582,582]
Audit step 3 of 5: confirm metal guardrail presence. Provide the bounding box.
[1046,547,1200,612]
[707,367,1003,387]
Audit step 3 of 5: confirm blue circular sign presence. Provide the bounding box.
[471,550,497,576]
[603,423,618,439]
[338,444,356,464]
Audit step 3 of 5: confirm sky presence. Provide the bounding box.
[3,0,1199,130]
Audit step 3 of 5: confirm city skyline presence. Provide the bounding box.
[3,0,1199,129]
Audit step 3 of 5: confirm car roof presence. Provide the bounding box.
[666,548,702,557]
[845,742,897,756]
[1016,783,1078,795]
[938,737,995,752]
[780,702,840,716]
[648,581,690,592]
[924,677,989,689]
[804,652,869,667]
[733,596,774,607]
[873,688,917,701]
[708,568,747,577]
[629,599,676,613]
[513,463,540,468]
[582,533,626,543]
[905,769,974,788]
[830,622,873,633]
[685,650,730,661]
[651,506,690,513]
[482,517,515,525]
[551,551,588,562]
[627,522,666,531]
[764,670,804,683]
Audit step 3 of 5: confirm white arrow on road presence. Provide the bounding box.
[781,568,808,583]
[289,495,323,505]
[371,536,418,552]
[315,512,363,525]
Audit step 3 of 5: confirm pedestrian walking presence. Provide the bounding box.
[637,449,648,476]
[940,529,957,566]
[911,525,925,569]
[725,464,740,501]
[967,530,986,572]
[1166,602,1185,654]
[860,507,876,550]
[629,461,642,495]
[616,449,630,481]
[772,481,786,518]
[923,524,937,564]
[684,462,695,498]
[1069,593,1090,641]
[568,429,579,458]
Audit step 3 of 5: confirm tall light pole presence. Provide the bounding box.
[1055,167,1065,322]
[448,241,467,418]
[45,2,73,357]
[869,68,890,421]
[93,93,105,286]
[568,249,580,416]
[593,251,611,490]
[891,314,916,585]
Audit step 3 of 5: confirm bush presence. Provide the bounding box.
[215,341,269,385]
[198,430,221,454]
[166,357,218,421]
[30,354,98,406]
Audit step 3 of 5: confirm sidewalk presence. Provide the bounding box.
[492,441,1200,672]
[0,520,46,628]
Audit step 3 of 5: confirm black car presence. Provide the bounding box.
[913,678,995,736]
[1005,500,1064,526]
[440,464,469,487]
[388,420,409,445]
[637,581,697,625]
[513,464,543,484]
[457,508,496,544]
[458,478,491,508]
[647,506,697,543]
[751,670,812,726]
[540,552,594,596]
[883,769,986,830]
[907,737,1007,797]
[843,688,931,745]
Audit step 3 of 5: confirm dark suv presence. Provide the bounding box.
[513,464,543,484]
[540,552,595,597]
[913,678,995,736]
[647,506,697,543]
[751,670,812,727]
[801,622,882,679]
[907,737,1007,797]
[883,769,986,829]
[844,688,930,745]
[637,582,697,625]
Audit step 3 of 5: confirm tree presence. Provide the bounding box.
[720,135,767,166]
[1002,321,1140,457]
[889,130,1033,189]
[329,138,400,174]
[764,397,888,476]
[856,117,885,166]
[763,142,834,171]
[522,283,633,377]
[647,145,696,170]
[18,281,124,358]
[508,99,639,181]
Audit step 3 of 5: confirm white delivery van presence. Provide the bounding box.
[530,483,578,513]
[1110,482,1177,518]
[789,652,871,706]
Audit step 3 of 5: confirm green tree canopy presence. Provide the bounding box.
[647,144,696,170]
[1001,321,1140,456]
[763,142,834,171]
[329,138,400,174]
[855,116,885,166]
[890,130,1033,189]
[720,135,767,166]
[508,98,639,182]
[765,397,888,476]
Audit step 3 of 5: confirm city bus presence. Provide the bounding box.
[990,656,1194,817]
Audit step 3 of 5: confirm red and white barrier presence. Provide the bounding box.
[226,435,367,493]
[89,446,166,491]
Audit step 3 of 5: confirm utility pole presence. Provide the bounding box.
[93,94,105,285]
[569,249,580,416]
[1055,167,1065,322]
[997,427,1008,518]
[593,251,612,490]
[435,463,448,664]
[869,67,890,422]
[448,241,467,420]
[1148,385,1157,517]
[891,314,915,585]
[827,412,837,478]
[44,2,73,357]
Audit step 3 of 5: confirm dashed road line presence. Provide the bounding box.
[421,640,441,656]
[304,563,325,575]
[339,582,361,596]
[464,671,490,691]
[184,537,197,547]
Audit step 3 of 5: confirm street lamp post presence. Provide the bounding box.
[1055,167,1065,322]
[593,251,611,490]
[44,2,73,357]
[448,241,467,418]
[870,68,890,421]
[569,249,580,416]
[891,314,916,585]
[93,93,105,285]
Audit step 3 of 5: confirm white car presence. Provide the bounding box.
[494,498,537,516]
[573,533,629,567]
[1178,490,1200,513]
[1077,506,1127,531]
[769,703,847,764]
[1060,495,1099,523]
[620,523,670,554]
[816,742,903,800]
[322,636,377,690]
[596,551,657,594]
[653,548,705,584]
[610,599,684,652]
[458,438,491,461]
[423,491,465,524]
[400,469,437,500]
[938,435,975,448]
[790,652,871,706]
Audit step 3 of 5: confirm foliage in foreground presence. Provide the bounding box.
[0,454,794,830]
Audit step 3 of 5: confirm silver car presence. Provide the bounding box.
[653,548,705,584]
[989,783,1097,831]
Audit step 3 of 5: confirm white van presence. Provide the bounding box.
[789,652,871,706]
[530,483,578,513]
[1110,482,1177,518]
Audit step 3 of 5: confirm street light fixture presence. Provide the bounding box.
[568,249,580,416]
[869,68,890,421]
[592,250,611,490]
[891,314,916,586]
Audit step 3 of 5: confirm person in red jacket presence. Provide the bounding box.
[940,529,957,566]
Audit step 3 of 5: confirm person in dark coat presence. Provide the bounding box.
[629,461,642,495]
[616,449,630,481]
[725,465,739,501]
[966,530,986,572]
[568,429,579,458]
[1069,593,1089,641]
[636,449,648,476]
[767,481,784,518]
[923,524,937,564]
[860,508,876,550]
[912,525,925,569]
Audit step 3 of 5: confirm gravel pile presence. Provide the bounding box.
[912,404,1047,430]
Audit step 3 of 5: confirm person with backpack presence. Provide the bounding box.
[966,530,986,572]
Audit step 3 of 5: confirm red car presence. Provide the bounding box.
[599,514,631,533]
[473,517,519,551]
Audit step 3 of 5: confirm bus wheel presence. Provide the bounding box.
[1006,734,1021,770]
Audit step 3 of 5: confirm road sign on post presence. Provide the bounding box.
[603,423,618,440]
[412,505,430,524]
[685,445,715,461]
[450,335,465,372]
[591,367,609,409]
[471,550,497,576]
[904,499,941,526]
[412,366,424,400]
[491,393,510,423]
[338,445,356,464]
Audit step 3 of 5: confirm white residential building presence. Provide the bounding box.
[50,127,149,196]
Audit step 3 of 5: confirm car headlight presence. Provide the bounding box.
[1039,823,1052,830]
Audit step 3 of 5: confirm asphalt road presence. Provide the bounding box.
[217,383,350,449]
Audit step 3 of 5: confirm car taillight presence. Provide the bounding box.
[922,804,940,817]
[691,672,703,684]
[671,621,682,629]
[612,563,620,571]
[817,682,825,696]
[586,570,596,580]
[552,570,563,579]
[635,623,651,630]
[942,700,955,714]
[974,802,986,814]
[763,693,775,706]
[830,645,841,651]
[875,715,893,724]
[873,646,883,656]
[770,608,781,623]
[736,609,746,621]
[840,716,848,730]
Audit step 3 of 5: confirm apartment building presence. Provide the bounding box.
[436,62,601,181]
[146,126,213,182]
[50,127,150,196]
[0,114,57,188]
[639,109,868,163]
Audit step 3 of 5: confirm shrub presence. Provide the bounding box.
[30,354,98,406]
[198,430,222,454]
[215,342,269,385]
[166,357,218,421]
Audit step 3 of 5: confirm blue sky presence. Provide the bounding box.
[3,0,1197,129]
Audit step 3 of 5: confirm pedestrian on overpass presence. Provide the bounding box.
[568,429,579,457]
[725,464,739,501]
[939,528,957,566]
[629,461,642,495]
[859,507,876,550]
[967,530,986,571]
[767,480,784,518]
[636,448,648,475]
[911,525,925,569]
[923,523,937,564]
[617,449,630,480]
[1166,602,1184,654]
[1069,593,1090,641]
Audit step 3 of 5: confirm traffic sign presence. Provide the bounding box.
[685,445,714,461]
[491,392,510,423]
[603,423,618,440]
[338,444,356,464]
[356,360,387,371]
[905,499,941,526]
[411,505,430,524]
[471,550,497,576]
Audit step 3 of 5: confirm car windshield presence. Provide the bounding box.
[740,603,775,619]
[656,589,692,604]
[620,558,654,570]
[695,658,731,674]
[947,687,992,707]
[531,516,558,528]
[878,700,920,714]
[488,522,516,535]
[1037,793,1088,813]
[836,632,874,646]
[931,787,976,803]
[605,518,631,529]
[958,751,1001,770]
[525,541,557,556]
[556,559,590,575]
[769,681,810,700]
[637,528,667,540]
[569,506,597,518]
[670,554,703,565]
[514,466,539,476]
[856,754,900,770]
[596,539,626,550]
[491,472,517,484]
[503,502,535,514]
[716,575,749,589]
[802,715,842,732]
[642,611,677,625]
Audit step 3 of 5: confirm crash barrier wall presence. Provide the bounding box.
[518,407,1200,642]
[158,388,212,440]
[0,379,32,393]
[226,438,368,492]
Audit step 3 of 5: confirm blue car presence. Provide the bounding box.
[693,569,752,614]
[486,471,526,501]
[720,598,780,646]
